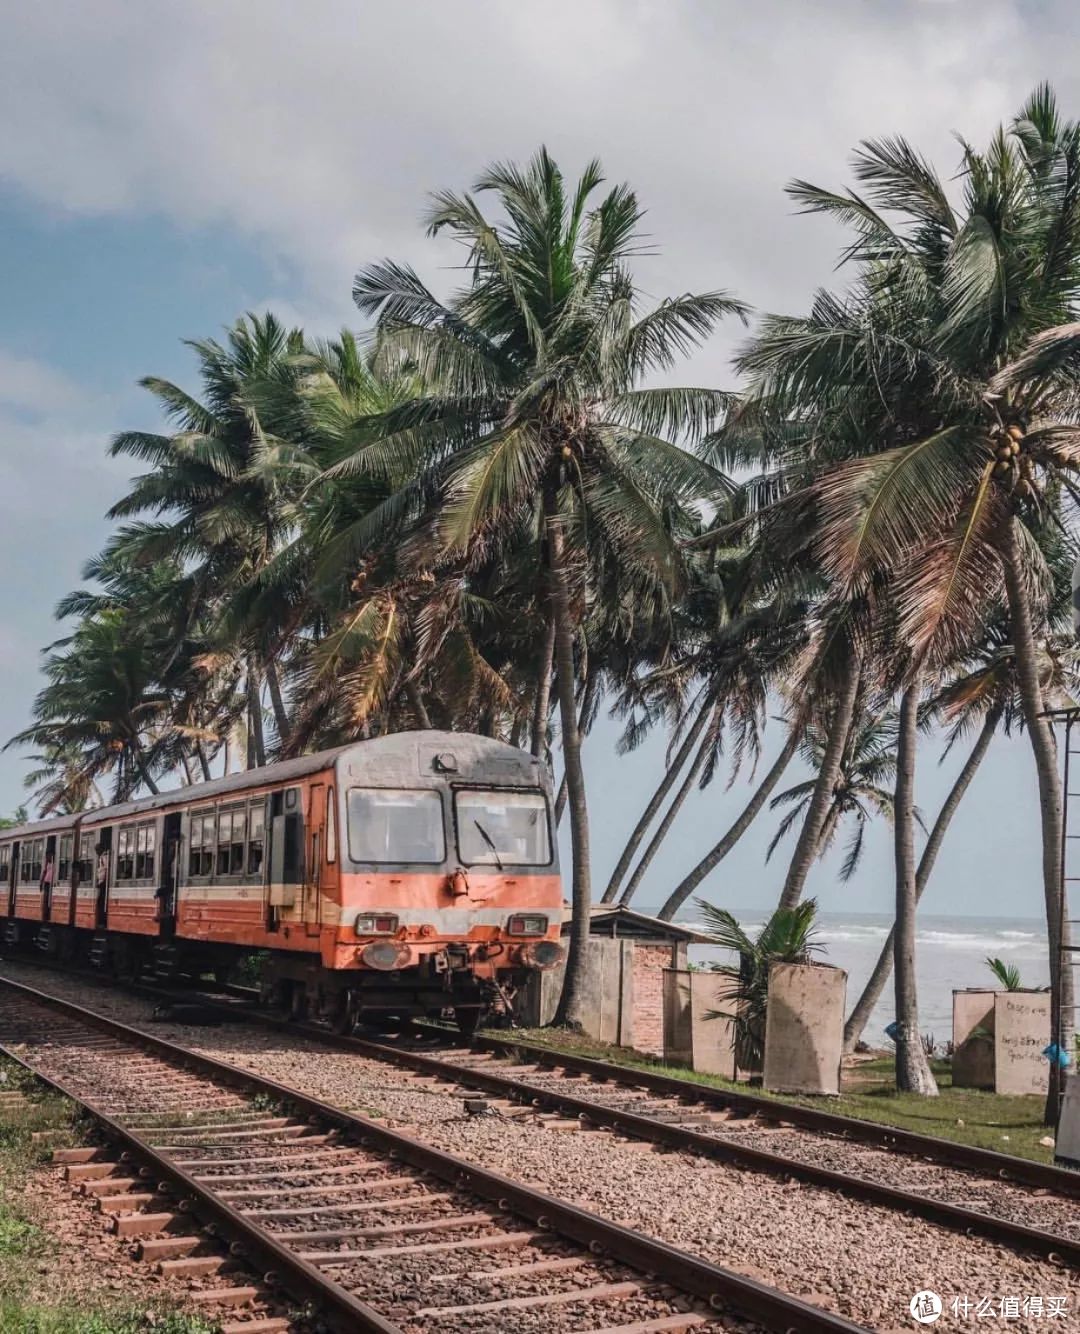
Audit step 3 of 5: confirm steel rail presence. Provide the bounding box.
[10,958,1078,1263]
[11,956,1080,1196]
[307,1031,1080,1268]
[0,974,870,1334]
[0,1037,402,1333]
[472,1032,1080,1195]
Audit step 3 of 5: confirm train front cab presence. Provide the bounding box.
[322,733,566,1030]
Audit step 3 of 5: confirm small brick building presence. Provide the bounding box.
[516,905,708,1055]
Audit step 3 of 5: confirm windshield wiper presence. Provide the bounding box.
[473,819,505,870]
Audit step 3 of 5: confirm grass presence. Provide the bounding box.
[0,1303,218,1333]
[486,1027,1056,1164]
[0,1058,216,1334]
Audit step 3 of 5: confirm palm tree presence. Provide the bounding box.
[7,610,171,807]
[767,704,908,878]
[893,680,938,1093]
[107,312,307,764]
[844,605,1080,1049]
[349,149,746,1023]
[655,724,802,921]
[986,956,1026,990]
[738,89,1080,1108]
[843,702,1002,1052]
[610,531,812,910]
[696,897,823,1072]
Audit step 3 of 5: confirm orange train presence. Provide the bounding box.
[0,731,565,1032]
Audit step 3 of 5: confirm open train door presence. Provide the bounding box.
[159,812,183,936]
[6,843,17,918]
[268,787,304,930]
[304,783,325,939]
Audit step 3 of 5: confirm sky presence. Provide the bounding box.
[0,0,1074,921]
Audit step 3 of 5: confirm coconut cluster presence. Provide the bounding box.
[990,423,1038,497]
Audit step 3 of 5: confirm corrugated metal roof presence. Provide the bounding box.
[558,904,712,944]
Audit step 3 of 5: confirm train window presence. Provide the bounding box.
[135,823,156,880]
[58,834,73,882]
[326,788,336,863]
[347,788,445,864]
[20,839,44,883]
[0,845,10,884]
[247,802,265,876]
[216,807,246,876]
[116,826,136,881]
[189,811,214,878]
[76,834,93,883]
[454,790,551,867]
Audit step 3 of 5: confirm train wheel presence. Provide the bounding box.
[289,984,309,1023]
[328,993,354,1035]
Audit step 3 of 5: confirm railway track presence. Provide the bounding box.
[127,978,1080,1266]
[0,974,869,1334]
[14,954,1080,1197]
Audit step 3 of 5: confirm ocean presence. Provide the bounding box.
[686,911,1050,1048]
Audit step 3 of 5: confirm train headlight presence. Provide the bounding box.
[360,941,412,971]
[355,913,399,936]
[521,940,564,970]
[506,913,548,936]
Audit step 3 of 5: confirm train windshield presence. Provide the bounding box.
[454,790,551,867]
[347,788,445,864]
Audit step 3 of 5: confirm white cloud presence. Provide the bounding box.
[0,0,1074,883]
[0,0,1061,356]
[0,351,86,417]
[0,348,131,807]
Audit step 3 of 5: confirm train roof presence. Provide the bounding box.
[0,731,546,841]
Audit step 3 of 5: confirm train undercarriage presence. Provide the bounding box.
[1,918,529,1037]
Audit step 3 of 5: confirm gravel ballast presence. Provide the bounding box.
[3,960,1078,1331]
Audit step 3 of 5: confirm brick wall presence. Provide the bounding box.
[631,942,675,1055]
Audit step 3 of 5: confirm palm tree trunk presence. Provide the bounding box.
[129,735,160,796]
[619,706,719,907]
[180,751,194,786]
[894,682,938,1095]
[195,741,212,782]
[557,668,600,827]
[246,663,266,769]
[844,701,1001,1052]
[530,612,556,759]
[405,680,432,729]
[1000,514,1071,1122]
[545,492,591,1029]
[657,724,801,921]
[602,697,713,903]
[266,658,290,747]
[555,774,568,826]
[778,655,861,911]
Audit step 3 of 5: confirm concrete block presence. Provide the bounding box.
[1055,1073,1080,1169]
[763,962,846,1096]
[993,992,1050,1096]
[952,990,996,1090]
[689,973,736,1078]
[520,938,629,1042]
[662,970,693,1066]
